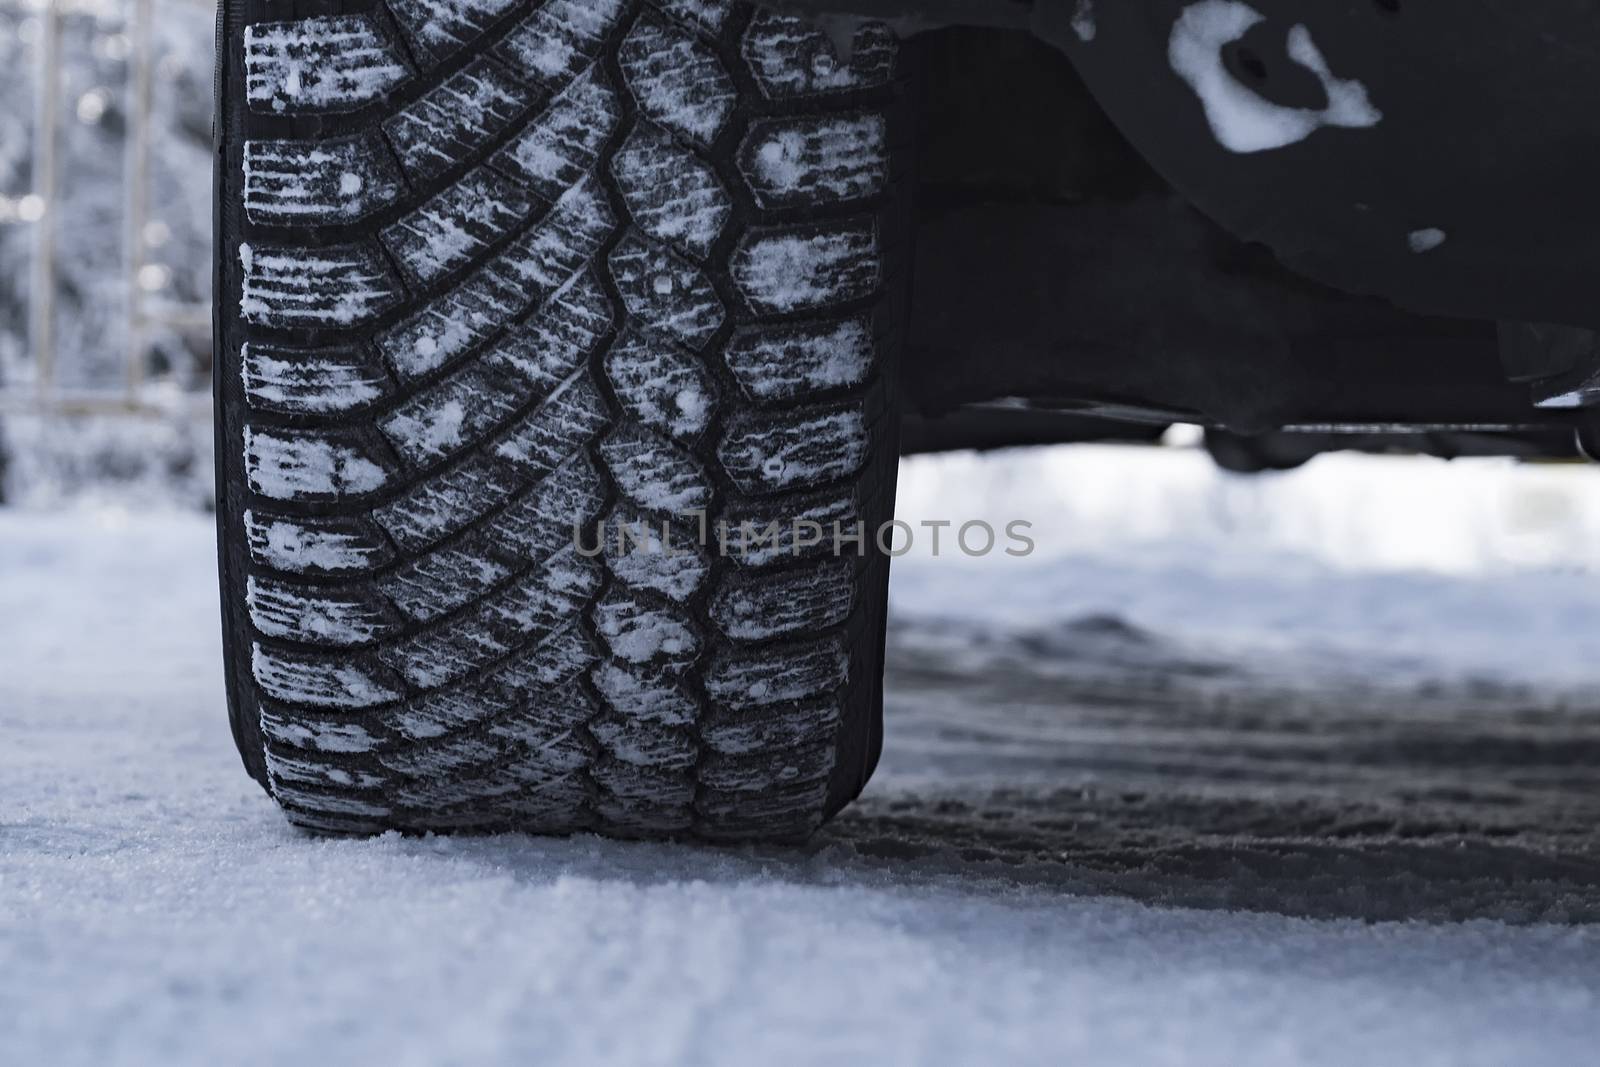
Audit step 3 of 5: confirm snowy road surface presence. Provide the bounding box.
[5,446,1600,1066]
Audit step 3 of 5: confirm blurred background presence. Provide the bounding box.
[0,0,214,508]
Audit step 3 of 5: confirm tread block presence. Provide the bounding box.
[381,167,540,287]
[591,662,697,726]
[699,743,833,792]
[491,625,600,691]
[618,15,735,145]
[378,176,614,381]
[244,427,392,501]
[261,707,384,753]
[262,703,387,755]
[378,639,595,739]
[493,372,611,476]
[589,714,696,770]
[247,575,399,647]
[477,773,589,824]
[738,114,888,208]
[740,13,896,100]
[242,342,392,415]
[711,561,854,642]
[391,762,557,808]
[717,405,869,494]
[379,733,503,777]
[379,359,530,467]
[490,453,608,561]
[705,637,848,707]
[243,134,404,225]
[385,722,592,779]
[591,760,693,807]
[490,67,620,202]
[717,485,861,566]
[383,57,536,184]
[238,241,402,328]
[603,326,716,439]
[731,222,879,314]
[497,733,595,785]
[653,0,734,35]
[265,748,387,791]
[378,548,601,690]
[596,506,711,601]
[495,0,626,91]
[376,271,523,383]
[246,511,395,575]
[592,591,700,669]
[252,642,404,710]
[486,704,595,765]
[484,268,614,391]
[608,234,725,350]
[611,124,731,259]
[724,316,874,401]
[398,810,506,830]
[373,452,516,552]
[379,542,515,624]
[694,815,817,842]
[387,0,520,66]
[593,793,693,835]
[700,698,840,755]
[244,16,411,115]
[599,425,711,513]
[698,777,829,823]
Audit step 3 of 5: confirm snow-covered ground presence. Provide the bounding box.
[5,444,1600,1066]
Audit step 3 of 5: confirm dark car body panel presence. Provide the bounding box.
[779,0,1600,330]
[759,0,1600,451]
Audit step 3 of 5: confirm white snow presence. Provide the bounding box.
[733,228,877,313]
[496,67,617,193]
[244,427,388,500]
[727,318,873,400]
[1072,0,1097,42]
[619,17,735,144]
[746,116,887,205]
[1168,1,1381,154]
[592,662,698,725]
[251,642,401,710]
[891,444,1600,688]
[239,245,398,327]
[1409,227,1448,253]
[247,576,387,646]
[241,346,386,414]
[246,511,385,574]
[7,446,1600,1064]
[725,408,868,491]
[388,0,519,56]
[386,397,469,458]
[500,0,626,84]
[243,139,395,223]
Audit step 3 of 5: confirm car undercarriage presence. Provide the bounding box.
[771,0,1600,465]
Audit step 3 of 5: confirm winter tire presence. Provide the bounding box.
[214,0,915,838]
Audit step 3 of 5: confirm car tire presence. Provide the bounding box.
[213,0,916,838]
